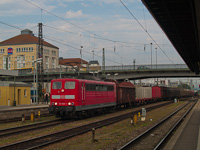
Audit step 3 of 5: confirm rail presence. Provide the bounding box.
[118,99,197,150]
[0,101,172,150]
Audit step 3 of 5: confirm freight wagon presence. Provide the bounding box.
[117,81,135,107]
[135,86,152,102]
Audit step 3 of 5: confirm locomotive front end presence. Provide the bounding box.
[48,79,78,118]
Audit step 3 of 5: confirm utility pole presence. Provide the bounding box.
[80,46,83,71]
[155,47,157,69]
[102,48,105,78]
[92,50,94,61]
[38,23,43,104]
[150,43,152,69]
[133,59,136,70]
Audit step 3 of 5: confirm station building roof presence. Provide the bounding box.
[59,58,88,67]
[0,81,32,87]
[0,29,58,49]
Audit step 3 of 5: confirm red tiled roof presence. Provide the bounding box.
[59,58,88,67]
[0,34,58,49]
[119,81,135,88]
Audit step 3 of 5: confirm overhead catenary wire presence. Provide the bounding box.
[37,31,145,66]
[38,33,107,53]
[119,0,176,66]
[25,0,96,36]
[0,1,175,66]
[43,25,149,61]
[0,19,149,66]
[44,36,123,65]
[0,21,22,30]
[25,0,156,47]
[43,24,148,47]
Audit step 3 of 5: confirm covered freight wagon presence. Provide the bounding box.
[105,79,135,107]
[117,81,135,107]
[152,86,163,100]
[170,87,180,98]
[135,86,152,102]
[162,87,177,99]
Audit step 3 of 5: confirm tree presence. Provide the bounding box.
[178,83,191,90]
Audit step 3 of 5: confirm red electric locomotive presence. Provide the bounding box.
[49,78,116,118]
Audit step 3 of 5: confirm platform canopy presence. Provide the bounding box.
[0,69,18,76]
[142,0,200,74]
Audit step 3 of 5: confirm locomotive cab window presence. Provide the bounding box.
[53,82,62,89]
[65,81,75,89]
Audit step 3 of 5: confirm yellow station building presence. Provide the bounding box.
[0,81,32,106]
[0,29,59,70]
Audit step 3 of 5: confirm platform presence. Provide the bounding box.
[0,103,49,121]
[164,99,200,150]
[0,103,49,111]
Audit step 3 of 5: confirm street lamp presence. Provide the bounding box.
[28,58,42,104]
[56,65,63,78]
[35,58,42,104]
[106,73,110,79]
[114,73,118,80]
[13,57,17,106]
[89,70,100,77]
[89,71,95,77]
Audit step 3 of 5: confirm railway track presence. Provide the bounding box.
[118,99,197,150]
[0,101,174,150]
[0,119,64,138]
[0,114,53,124]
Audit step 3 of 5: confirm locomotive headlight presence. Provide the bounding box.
[68,102,72,105]
[55,102,57,105]
[72,102,74,106]
[52,102,54,105]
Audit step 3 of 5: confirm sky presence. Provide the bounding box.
[0,0,185,67]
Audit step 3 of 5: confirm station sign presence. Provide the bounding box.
[8,47,13,55]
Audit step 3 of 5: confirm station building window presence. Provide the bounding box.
[24,89,27,96]
[29,47,33,52]
[0,49,4,53]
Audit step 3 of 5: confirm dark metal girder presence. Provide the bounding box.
[142,0,200,74]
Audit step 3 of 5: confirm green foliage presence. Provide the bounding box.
[178,83,191,90]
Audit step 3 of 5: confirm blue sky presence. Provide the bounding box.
[0,0,185,66]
